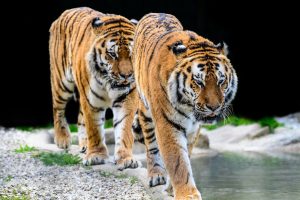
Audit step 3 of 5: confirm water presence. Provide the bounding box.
[192,152,300,200]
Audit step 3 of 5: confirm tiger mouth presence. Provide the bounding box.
[194,111,221,124]
[111,82,131,89]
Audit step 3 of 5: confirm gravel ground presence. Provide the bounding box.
[0,128,151,200]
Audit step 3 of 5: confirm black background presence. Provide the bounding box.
[1,0,299,127]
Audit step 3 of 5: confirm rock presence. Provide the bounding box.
[247,127,269,139]
[197,134,210,149]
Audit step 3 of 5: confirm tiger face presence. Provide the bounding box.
[90,16,137,89]
[168,32,238,123]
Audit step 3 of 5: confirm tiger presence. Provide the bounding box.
[49,7,139,169]
[131,13,238,199]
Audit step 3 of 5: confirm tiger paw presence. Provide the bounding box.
[149,173,167,187]
[78,137,87,153]
[115,156,139,171]
[115,148,139,170]
[175,188,202,200]
[83,149,109,166]
[54,128,71,149]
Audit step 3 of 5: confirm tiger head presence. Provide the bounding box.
[167,31,238,123]
[90,16,138,89]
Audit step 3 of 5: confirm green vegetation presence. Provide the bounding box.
[3,175,13,183]
[14,145,36,153]
[258,117,283,133]
[203,116,283,133]
[34,152,81,166]
[115,173,128,179]
[129,176,139,185]
[16,119,113,133]
[99,171,113,178]
[104,118,113,129]
[0,188,30,200]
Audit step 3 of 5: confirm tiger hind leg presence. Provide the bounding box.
[50,70,74,149]
[132,107,167,187]
[77,107,87,153]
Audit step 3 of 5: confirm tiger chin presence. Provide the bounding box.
[131,13,238,199]
[49,7,139,170]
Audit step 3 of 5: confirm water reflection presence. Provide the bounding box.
[192,152,300,200]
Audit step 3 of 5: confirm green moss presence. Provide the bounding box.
[14,145,37,153]
[129,176,138,185]
[34,152,81,166]
[115,173,128,179]
[203,116,282,132]
[69,124,78,133]
[3,175,13,183]
[104,118,113,129]
[0,188,30,200]
[99,171,113,178]
[258,117,283,133]
[16,124,53,132]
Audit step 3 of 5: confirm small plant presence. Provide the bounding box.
[203,116,282,132]
[99,171,113,178]
[104,118,113,129]
[258,117,283,133]
[0,188,30,200]
[129,176,138,185]
[3,175,13,183]
[115,173,128,179]
[34,152,81,166]
[14,145,36,153]
[69,124,78,133]
[16,124,53,132]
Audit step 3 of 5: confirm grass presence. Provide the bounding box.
[104,118,113,129]
[14,145,37,153]
[16,119,113,133]
[0,188,30,200]
[3,175,13,183]
[129,176,139,185]
[258,117,283,133]
[99,171,113,178]
[203,116,283,133]
[34,152,81,166]
[115,173,128,179]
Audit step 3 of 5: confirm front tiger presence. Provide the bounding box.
[132,13,238,199]
[49,7,138,169]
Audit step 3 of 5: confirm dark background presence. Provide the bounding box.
[1,0,299,127]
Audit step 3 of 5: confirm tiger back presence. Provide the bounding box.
[49,7,139,169]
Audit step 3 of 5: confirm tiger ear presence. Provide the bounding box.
[130,19,138,25]
[91,17,103,28]
[171,41,187,55]
[216,42,229,56]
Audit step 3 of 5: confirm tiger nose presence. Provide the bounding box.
[206,104,220,112]
[120,73,133,80]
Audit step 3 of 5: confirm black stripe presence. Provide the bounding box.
[145,132,155,140]
[144,127,154,133]
[112,86,136,107]
[185,172,190,184]
[176,72,183,102]
[113,114,129,128]
[174,156,180,175]
[61,81,73,94]
[162,112,186,134]
[140,111,153,123]
[148,147,159,155]
[90,87,105,101]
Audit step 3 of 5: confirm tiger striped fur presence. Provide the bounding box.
[131,13,238,199]
[49,7,138,169]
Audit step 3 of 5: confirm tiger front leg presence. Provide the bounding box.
[81,101,109,165]
[135,108,167,187]
[155,113,202,200]
[112,88,139,170]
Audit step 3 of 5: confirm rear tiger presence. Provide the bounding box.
[49,7,138,169]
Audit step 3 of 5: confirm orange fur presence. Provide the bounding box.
[49,7,138,168]
[132,13,237,199]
